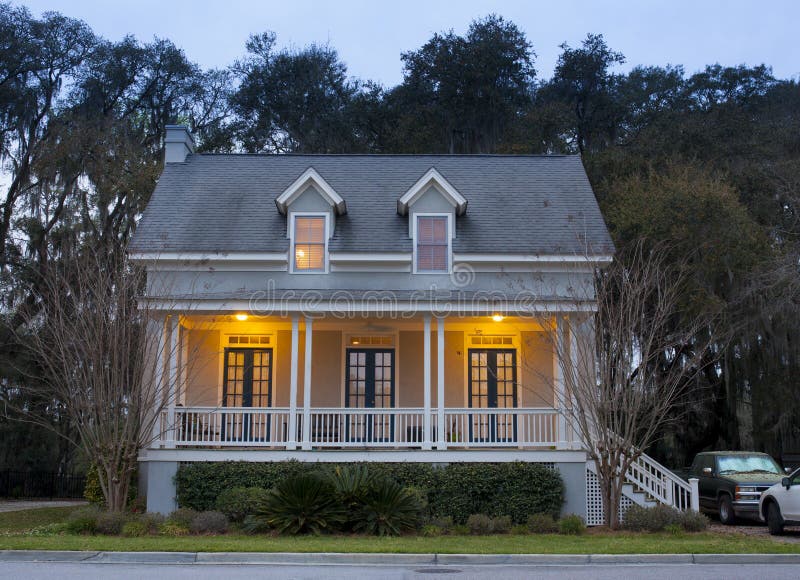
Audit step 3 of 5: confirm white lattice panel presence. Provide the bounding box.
[585,467,633,526]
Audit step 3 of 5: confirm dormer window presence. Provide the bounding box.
[414,214,450,273]
[292,214,327,272]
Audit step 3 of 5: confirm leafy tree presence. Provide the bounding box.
[542,33,625,153]
[232,32,369,153]
[394,14,535,153]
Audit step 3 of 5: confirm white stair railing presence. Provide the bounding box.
[587,449,698,513]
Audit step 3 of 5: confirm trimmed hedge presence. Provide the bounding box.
[176,461,563,524]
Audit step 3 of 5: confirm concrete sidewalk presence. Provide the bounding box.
[2,551,800,566]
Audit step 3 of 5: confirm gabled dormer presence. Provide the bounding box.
[276,167,346,273]
[398,168,467,274]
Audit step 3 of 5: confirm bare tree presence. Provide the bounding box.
[8,248,186,511]
[529,241,718,528]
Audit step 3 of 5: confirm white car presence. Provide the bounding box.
[759,467,800,535]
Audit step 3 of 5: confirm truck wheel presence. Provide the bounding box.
[718,495,735,525]
[766,502,784,536]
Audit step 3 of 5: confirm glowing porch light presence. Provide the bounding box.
[492,314,505,322]
[234,313,248,321]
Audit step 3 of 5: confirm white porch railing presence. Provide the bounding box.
[158,407,561,449]
[166,407,294,447]
[308,408,427,447]
[442,408,558,448]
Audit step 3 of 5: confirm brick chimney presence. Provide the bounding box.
[164,125,195,163]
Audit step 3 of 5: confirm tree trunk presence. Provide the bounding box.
[100,461,133,512]
[597,457,624,529]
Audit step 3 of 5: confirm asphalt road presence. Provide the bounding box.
[2,562,800,579]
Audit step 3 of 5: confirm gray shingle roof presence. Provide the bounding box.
[130,154,614,255]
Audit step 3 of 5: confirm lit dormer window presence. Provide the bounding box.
[414,215,450,273]
[292,214,327,272]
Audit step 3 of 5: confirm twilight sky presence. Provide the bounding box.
[14,0,800,85]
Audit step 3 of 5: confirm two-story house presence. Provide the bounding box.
[130,126,695,522]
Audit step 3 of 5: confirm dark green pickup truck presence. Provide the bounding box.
[688,451,787,524]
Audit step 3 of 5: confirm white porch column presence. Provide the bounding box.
[165,314,180,449]
[436,316,446,449]
[567,315,583,449]
[422,315,432,450]
[150,316,168,446]
[554,315,568,449]
[287,315,300,450]
[301,317,313,450]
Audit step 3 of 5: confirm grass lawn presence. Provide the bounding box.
[1,506,798,554]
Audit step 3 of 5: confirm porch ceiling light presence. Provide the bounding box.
[492,314,505,322]
[235,313,248,321]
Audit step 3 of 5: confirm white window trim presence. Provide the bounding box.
[289,212,330,274]
[412,213,452,275]
[275,167,346,215]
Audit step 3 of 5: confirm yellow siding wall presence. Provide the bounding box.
[185,329,220,407]
[183,326,554,409]
[520,331,554,407]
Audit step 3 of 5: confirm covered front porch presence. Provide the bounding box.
[150,312,582,452]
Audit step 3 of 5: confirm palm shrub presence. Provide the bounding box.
[354,477,421,536]
[251,473,346,535]
[328,465,375,530]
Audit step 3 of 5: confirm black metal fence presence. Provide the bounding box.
[0,470,86,499]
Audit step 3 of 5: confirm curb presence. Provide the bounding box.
[2,550,800,566]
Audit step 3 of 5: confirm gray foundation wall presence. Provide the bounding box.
[139,457,587,520]
[140,461,179,515]
[556,461,587,519]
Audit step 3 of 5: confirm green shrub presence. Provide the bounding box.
[83,465,104,506]
[676,509,709,532]
[664,523,684,536]
[215,487,270,522]
[354,477,421,536]
[160,521,190,536]
[251,473,345,535]
[429,515,453,532]
[95,511,128,535]
[176,461,563,523]
[421,524,442,537]
[128,497,147,514]
[467,514,492,535]
[190,511,229,535]
[428,463,563,523]
[451,524,470,536]
[83,464,137,509]
[491,515,512,534]
[167,508,198,528]
[511,524,529,535]
[65,506,101,534]
[622,504,680,532]
[122,513,163,537]
[404,486,430,520]
[558,514,585,535]
[122,518,149,537]
[527,513,558,534]
[176,460,314,510]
